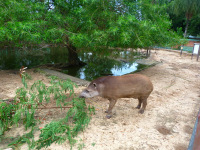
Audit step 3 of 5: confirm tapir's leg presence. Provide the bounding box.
[105,99,117,119]
[139,98,147,114]
[136,98,142,109]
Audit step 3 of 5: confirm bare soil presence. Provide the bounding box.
[1,49,200,150]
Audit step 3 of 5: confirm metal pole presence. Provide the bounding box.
[188,109,200,150]
[197,44,200,61]
[191,44,195,60]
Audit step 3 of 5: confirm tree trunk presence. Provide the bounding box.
[184,18,189,38]
[184,13,192,38]
[38,42,86,69]
[66,43,86,66]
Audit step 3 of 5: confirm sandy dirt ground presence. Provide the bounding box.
[0,49,200,150]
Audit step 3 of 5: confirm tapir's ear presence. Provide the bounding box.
[93,83,97,88]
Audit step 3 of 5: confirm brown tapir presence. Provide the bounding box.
[79,74,153,119]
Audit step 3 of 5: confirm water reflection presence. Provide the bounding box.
[77,63,139,80]
[0,48,147,81]
[63,51,146,81]
[111,63,138,76]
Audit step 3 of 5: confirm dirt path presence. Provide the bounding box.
[1,49,200,150]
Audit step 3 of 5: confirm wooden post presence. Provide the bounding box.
[191,45,195,60]
[180,45,183,56]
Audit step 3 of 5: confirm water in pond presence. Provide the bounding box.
[0,48,147,81]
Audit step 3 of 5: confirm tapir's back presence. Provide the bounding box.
[97,74,153,99]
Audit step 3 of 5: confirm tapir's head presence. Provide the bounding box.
[79,81,100,98]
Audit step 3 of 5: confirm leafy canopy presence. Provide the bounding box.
[172,0,200,17]
[0,0,183,49]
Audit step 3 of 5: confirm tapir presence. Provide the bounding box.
[79,74,153,118]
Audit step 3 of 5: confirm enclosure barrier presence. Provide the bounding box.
[191,43,200,61]
[188,109,200,150]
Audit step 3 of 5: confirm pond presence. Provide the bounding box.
[0,47,148,81]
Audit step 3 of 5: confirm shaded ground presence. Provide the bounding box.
[0,49,200,150]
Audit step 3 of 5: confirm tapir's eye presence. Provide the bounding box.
[93,83,97,88]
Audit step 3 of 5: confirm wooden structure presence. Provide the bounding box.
[191,43,200,61]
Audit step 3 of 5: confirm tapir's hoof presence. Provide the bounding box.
[106,115,112,119]
[136,106,141,109]
[139,109,144,114]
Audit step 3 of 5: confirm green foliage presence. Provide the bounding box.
[0,73,35,135]
[78,141,85,150]
[0,73,95,149]
[169,13,185,33]
[0,0,183,49]
[171,0,200,37]
[0,102,16,135]
[172,0,200,17]
[8,128,36,149]
[176,27,184,37]
[188,15,200,36]
[36,98,94,149]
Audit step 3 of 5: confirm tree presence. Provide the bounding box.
[188,15,200,36]
[172,0,200,37]
[0,0,183,67]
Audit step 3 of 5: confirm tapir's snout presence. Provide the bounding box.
[79,89,87,98]
[79,95,85,98]
[79,88,99,98]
